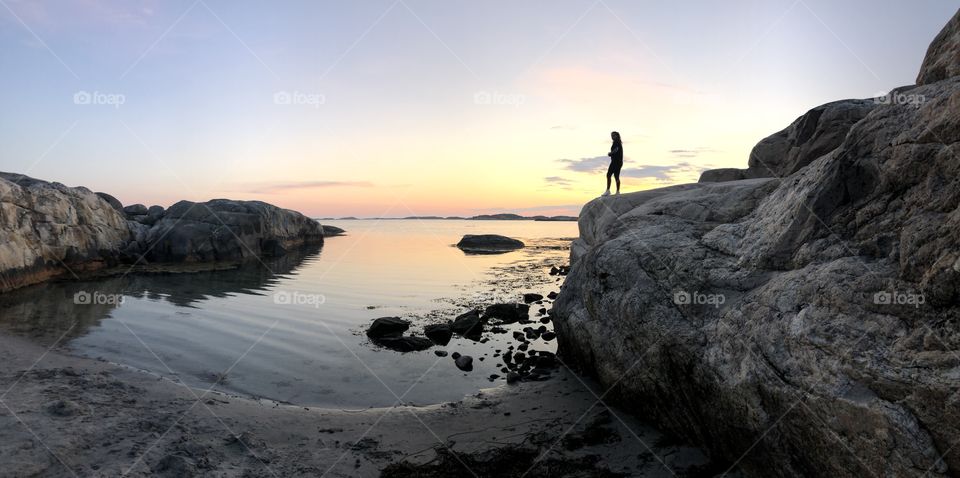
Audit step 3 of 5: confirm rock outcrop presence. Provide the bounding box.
[1,175,325,292]
[700,99,877,182]
[555,10,960,478]
[0,173,131,293]
[918,9,960,85]
[131,199,323,263]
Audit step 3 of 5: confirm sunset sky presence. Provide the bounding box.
[1,0,955,217]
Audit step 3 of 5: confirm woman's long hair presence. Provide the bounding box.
[611,131,621,143]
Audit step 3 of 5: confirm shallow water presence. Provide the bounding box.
[0,220,577,408]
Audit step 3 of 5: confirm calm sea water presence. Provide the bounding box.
[0,220,577,408]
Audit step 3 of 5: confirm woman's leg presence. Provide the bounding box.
[606,170,612,191]
[614,170,621,193]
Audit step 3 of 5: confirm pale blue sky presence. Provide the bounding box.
[1,0,955,216]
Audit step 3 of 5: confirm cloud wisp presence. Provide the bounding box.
[556,156,710,183]
[557,156,610,173]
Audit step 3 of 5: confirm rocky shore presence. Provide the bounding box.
[553,9,960,477]
[0,172,324,293]
[0,333,720,477]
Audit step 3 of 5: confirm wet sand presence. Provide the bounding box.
[0,332,724,477]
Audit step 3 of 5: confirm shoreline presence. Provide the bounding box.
[0,332,723,477]
[0,231,725,476]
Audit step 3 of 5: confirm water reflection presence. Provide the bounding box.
[0,245,321,343]
[0,220,576,407]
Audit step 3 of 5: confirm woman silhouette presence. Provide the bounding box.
[602,131,622,197]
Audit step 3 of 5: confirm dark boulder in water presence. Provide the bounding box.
[450,310,482,338]
[424,323,453,345]
[454,355,473,371]
[482,303,529,324]
[366,317,410,339]
[522,293,543,303]
[456,234,524,254]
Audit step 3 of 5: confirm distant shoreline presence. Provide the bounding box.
[318,214,578,222]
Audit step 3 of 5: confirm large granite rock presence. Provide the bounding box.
[134,199,323,263]
[918,8,960,85]
[0,173,131,292]
[554,12,960,478]
[0,176,325,292]
[700,99,877,182]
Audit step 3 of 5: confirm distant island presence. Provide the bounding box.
[317,214,578,221]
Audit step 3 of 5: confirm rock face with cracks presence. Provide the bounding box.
[554,9,960,478]
[0,173,131,293]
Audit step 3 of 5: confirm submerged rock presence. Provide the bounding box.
[554,11,960,477]
[456,234,524,253]
[454,355,473,372]
[373,336,433,353]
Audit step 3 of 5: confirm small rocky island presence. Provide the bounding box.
[456,234,525,253]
